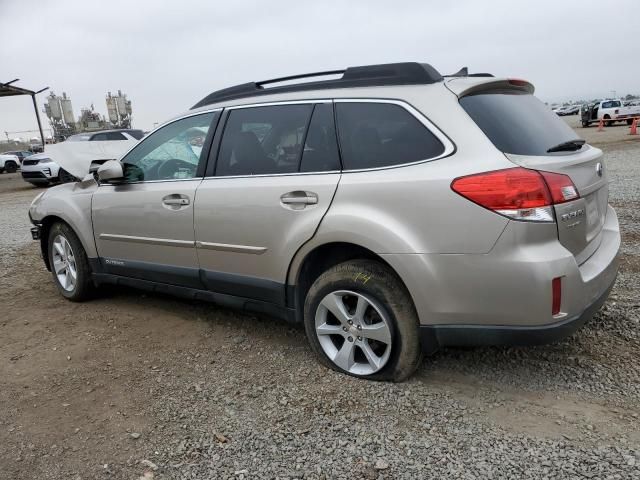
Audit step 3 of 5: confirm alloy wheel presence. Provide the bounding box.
[314,290,392,376]
[52,234,77,292]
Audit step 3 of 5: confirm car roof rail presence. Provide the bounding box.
[191,62,444,109]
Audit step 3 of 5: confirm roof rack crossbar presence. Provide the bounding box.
[192,62,444,109]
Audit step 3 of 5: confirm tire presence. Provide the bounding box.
[303,259,422,382]
[582,122,590,128]
[627,119,633,126]
[47,222,94,301]
[5,161,17,173]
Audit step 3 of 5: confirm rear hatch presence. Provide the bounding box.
[451,78,609,265]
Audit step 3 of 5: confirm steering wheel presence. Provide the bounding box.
[157,158,196,179]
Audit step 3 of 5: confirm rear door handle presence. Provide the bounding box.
[280,191,318,206]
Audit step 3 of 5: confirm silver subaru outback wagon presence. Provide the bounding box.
[29,63,620,381]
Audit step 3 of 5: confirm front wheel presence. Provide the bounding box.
[48,222,94,301]
[304,259,422,382]
[5,161,17,173]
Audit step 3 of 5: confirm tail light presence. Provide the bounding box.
[451,167,579,222]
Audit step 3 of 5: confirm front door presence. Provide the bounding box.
[92,111,219,287]
[194,102,341,305]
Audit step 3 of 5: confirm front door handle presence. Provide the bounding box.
[162,194,190,209]
[280,191,318,206]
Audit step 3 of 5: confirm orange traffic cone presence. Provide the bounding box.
[597,118,605,132]
[629,118,638,136]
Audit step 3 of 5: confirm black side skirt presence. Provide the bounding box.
[89,258,296,322]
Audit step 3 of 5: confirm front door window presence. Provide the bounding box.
[121,112,216,182]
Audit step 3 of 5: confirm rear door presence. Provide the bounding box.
[194,101,341,305]
[459,87,609,264]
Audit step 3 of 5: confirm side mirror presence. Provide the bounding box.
[97,160,124,183]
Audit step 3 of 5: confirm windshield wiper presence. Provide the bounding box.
[547,139,585,153]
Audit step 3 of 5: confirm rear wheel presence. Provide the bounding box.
[582,121,590,128]
[48,222,94,301]
[5,161,17,173]
[304,259,422,382]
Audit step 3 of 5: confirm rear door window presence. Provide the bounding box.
[216,104,313,176]
[335,102,445,170]
[460,91,583,156]
[90,133,107,141]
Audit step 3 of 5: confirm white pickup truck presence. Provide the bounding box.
[0,153,20,173]
[581,99,640,127]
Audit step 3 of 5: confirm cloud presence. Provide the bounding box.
[1,0,637,137]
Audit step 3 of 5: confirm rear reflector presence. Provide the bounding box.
[552,277,562,315]
[451,167,579,222]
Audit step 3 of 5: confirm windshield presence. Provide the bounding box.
[460,91,583,156]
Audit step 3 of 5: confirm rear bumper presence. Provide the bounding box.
[382,205,620,352]
[419,278,615,353]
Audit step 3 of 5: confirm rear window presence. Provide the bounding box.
[127,130,145,140]
[460,91,582,156]
[336,103,445,170]
[106,132,127,140]
[601,100,621,108]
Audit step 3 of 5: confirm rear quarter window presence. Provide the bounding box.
[460,91,582,156]
[335,102,445,170]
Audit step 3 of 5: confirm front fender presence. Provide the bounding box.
[30,181,98,259]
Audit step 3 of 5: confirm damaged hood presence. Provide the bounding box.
[44,140,137,178]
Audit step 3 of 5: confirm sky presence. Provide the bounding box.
[1,0,639,140]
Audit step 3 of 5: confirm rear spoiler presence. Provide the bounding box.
[445,77,535,97]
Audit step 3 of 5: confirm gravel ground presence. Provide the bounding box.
[1,137,639,479]
[0,173,38,272]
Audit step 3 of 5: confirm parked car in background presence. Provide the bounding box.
[65,129,144,142]
[555,105,579,116]
[2,150,34,163]
[28,62,620,381]
[20,153,65,185]
[21,129,143,187]
[581,99,640,127]
[0,152,21,173]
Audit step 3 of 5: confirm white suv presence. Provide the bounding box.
[0,153,21,173]
[21,129,144,186]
